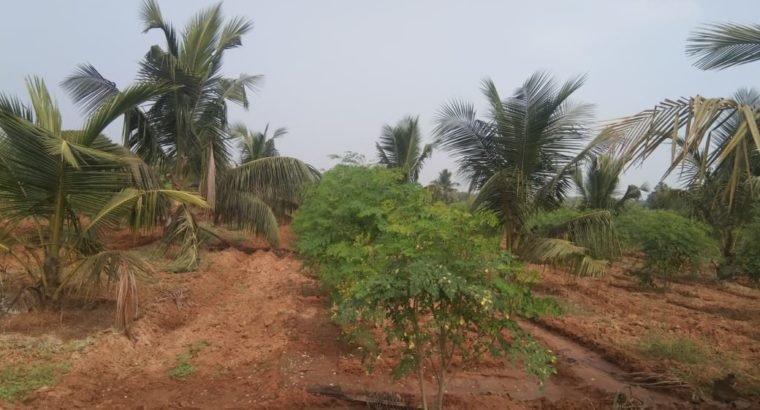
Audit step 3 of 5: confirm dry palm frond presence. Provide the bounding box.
[603,95,760,206]
[161,205,202,272]
[115,269,138,330]
[62,250,153,329]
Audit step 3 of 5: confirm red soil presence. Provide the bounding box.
[0,227,757,409]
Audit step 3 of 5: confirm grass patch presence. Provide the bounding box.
[0,362,71,402]
[168,353,194,378]
[168,340,210,378]
[640,333,707,365]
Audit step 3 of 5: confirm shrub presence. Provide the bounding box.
[293,166,555,409]
[615,208,718,279]
[735,208,760,281]
[293,165,431,294]
[527,207,583,232]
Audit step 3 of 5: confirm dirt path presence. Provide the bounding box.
[2,236,757,408]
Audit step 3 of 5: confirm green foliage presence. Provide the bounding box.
[0,362,70,401]
[376,115,432,183]
[646,183,694,217]
[615,208,718,278]
[427,169,459,204]
[293,166,432,293]
[735,207,760,281]
[168,353,194,378]
[168,340,209,378]
[641,333,707,365]
[434,72,598,252]
[293,166,554,409]
[527,208,583,232]
[525,208,621,277]
[574,154,647,212]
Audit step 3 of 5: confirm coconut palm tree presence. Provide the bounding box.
[232,123,286,163]
[435,73,618,275]
[61,1,319,270]
[428,169,459,203]
[574,154,648,211]
[376,115,433,183]
[670,89,760,264]
[0,77,206,326]
[63,0,260,202]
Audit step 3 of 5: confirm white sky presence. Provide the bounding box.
[2,0,760,188]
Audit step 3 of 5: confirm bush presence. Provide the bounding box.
[527,208,583,232]
[735,208,760,281]
[293,166,431,293]
[293,166,555,409]
[615,208,718,279]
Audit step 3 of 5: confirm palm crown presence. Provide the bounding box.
[376,115,433,183]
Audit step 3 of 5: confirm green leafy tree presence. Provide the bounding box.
[377,115,433,182]
[427,169,459,204]
[293,166,554,410]
[646,183,695,217]
[62,1,318,269]
[0,77,206,325]
[232,123,286,163]
[434,73,617,275]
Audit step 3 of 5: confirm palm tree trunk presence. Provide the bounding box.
[44,167,67,299]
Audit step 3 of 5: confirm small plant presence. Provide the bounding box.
[641,333,707,365]
[0,362,71,401]
[168,353,194,378]
[168,340,209,378]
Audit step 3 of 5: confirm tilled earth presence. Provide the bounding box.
[1,229,758,409]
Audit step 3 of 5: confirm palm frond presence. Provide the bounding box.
[604,95,760,206]
[161,205,202,272]
[64,250,153,328]
[86,188,208,233]
[215,192,280,245]
[376,115,431,182]
[687,23,760,70]
[179,2,223,74]
[61,64,120,115]
[140,0,179,56]
[221,156,319,208]
[541,210,620,260]
[520,237,608,277]
[80,82,174,146]
[25,77,62,135]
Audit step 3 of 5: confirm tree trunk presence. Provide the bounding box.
[721,229,737,260]
[417,358,428,410]
[435,328,448,410]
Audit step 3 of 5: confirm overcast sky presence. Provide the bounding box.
[2,0,759,188]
